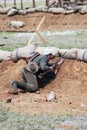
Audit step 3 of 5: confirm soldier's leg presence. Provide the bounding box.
[11,80,27,92]
[22,67,39,92]
[11,80,38,93]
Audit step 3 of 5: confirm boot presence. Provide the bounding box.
[11,80,18,94]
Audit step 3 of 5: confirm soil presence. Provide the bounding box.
[0,12,87,116]
[0,13,87,32]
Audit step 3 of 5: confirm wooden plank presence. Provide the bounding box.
[28,16,45,45]
[35,29,48,44]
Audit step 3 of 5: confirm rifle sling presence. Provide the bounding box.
[26,52,40,63]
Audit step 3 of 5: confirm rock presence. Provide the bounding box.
[47,91,56,102]
[0,42,5,46]
[6,98,12,103]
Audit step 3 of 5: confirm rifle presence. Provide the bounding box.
[38,51,66,79]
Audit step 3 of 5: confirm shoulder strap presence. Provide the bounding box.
[26,52,40,63]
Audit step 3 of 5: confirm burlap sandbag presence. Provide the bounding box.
[75,5,87,11]
[25,8,36,14]
[35,47,46,54]
[48,8,64,13]
[79,6,87,14]
[18,9,26,15]
[58,49,77,59]
[35,47,59,56]
[9,21,25,28]
[0,7,11,14]
[11,45,35,62]
[0,50,12,61]
[77,49,87,62]
[35,6,48,12]
[70,48,79,57]
[63,9,74,14]
[7,8,18,16]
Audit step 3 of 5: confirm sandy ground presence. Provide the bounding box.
[0,12,87,116]
[0,13,87,32]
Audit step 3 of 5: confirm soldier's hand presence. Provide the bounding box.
[57,58,64,65]
[50,66,55,71]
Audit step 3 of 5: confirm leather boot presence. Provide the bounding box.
[11,80,18,94]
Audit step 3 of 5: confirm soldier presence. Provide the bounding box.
[11,50,64,94]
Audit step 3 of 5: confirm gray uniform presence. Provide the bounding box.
[33,55,51,71]
[12,54,53,92]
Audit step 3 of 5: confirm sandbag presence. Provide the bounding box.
[35,6,48,12]
[58,49,77,59]
[75,5,87,11]
[70,48,79,56]
[77,49,87,62]
[25,8,36,14]
[9,21,25,28]
[79,6,87,14]
[11,45,35,62]
[0,7,11,14]
[63,9,75,14]
[35,47,46,54]
[17,9,26,15]
[48,8,64,13]
[35,47,59,56]
[0,50,12,61]
[7,8,18,16]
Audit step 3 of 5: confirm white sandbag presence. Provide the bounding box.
[11,45,35,62]
[35,47,46,54]
[18,9,26,15]
[79,6,87,14]
[79,9,87,14]
[58,49,77,59]
[7,8,18,16]
[77,49,87,62]
[75,5,87,11]
[35,6,48,12]
[48,7,64,13]
[70,48,79,56]
[25,8,36,14]
[0,7,11,14]
[63,9,74,14]
[0,50,12,61]
[9,21,25,28]
[35,47,59,56]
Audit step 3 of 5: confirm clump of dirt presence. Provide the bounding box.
[0,59,87,116]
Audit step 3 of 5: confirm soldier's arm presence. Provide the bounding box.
[40,57,50,71]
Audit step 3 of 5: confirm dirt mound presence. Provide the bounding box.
[0,12,87,116]
[0,59,87,116]
[0,13,87,32]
